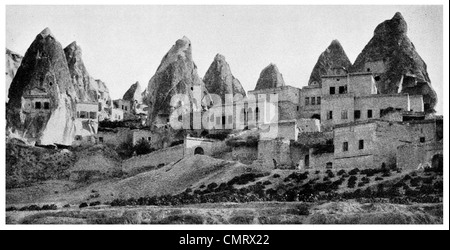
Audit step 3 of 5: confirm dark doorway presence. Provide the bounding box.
[194,147,204,155]
[431,154,443,171]
[305,155,310,168]
[311,114,321,120]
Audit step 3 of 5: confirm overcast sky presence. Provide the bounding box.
[6,5,443,114]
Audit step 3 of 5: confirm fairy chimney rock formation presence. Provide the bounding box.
[6,27,78,145]
[203,53,246,103]
[308,39,352,86]
[254,63,286,91]
[352,12,437,112]
[144,36,211,125]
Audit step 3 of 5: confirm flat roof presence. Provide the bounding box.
[334,117,441,129]
[321,72,374,78]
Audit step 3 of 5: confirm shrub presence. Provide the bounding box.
[262,180,272,186]
[375,177,384,181]
[410,177,421,187]
[79,202,89,208]
[63,204,71,208]
[422,177,434,185]
[134,138,154,156]
[433,180,443,192]
[41,204,57,210]
[347,176,358,188]
[337,170,346,176]
[272,174,280,178]
[6,207,17,212]
[358,182,366,187]
[287,203,310,216]
[361,177,370,183]
[207,182,218,190]
[228,173,265,186]
[332,179,344,188]
[19,205,41,211]
[349,168,360,175]
[327,171,335,178]
[229,215,254,224]
[158,214,204,224]
[382,172,391,177]
[419,184,434,195]
[284,172,309,182]
[89,201,101,207]
[170,140,184,147]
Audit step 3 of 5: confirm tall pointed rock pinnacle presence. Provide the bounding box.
[254,63,286,91]
[203,54,246,103]
[144,36,211,125]
[64,41,98,102]
[6,28,77,145]
[123,81,143,104]
[5,49,23,101]
[352,12,437,112]
[308,39,352,86]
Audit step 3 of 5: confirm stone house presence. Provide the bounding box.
[21,87,52,115]
[319,72,424,129]
[73,102,99,145]
[332,118,442,169]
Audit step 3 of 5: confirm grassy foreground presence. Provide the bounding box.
[6,201,443,224]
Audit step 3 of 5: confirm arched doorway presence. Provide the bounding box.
[194,147,204,155]
[431,154,443,172]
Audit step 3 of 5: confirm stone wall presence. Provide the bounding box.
[231,146,258,164]
[372,120,438,167]
[131,129,154,146]
[184,137,227,157]
[333,119,440,169]
[122,144,184,173]
[321,94,355,128]
[310,152,335,170]
[289,144,308,169]
[261,120,298,141]
[334,154,375,169]
[97,127,131,148]
[297,118,321,133]
[409,95,424,112]
[257,139,293,169]
[348,73,377,96]
[249,85,301,104]
[397,141,443,170]
[355,94,413,120]
[278,101,299,121]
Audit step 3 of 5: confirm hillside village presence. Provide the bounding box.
[6,13,444,224]
[5,12,444,221]
[6,12,442,173]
